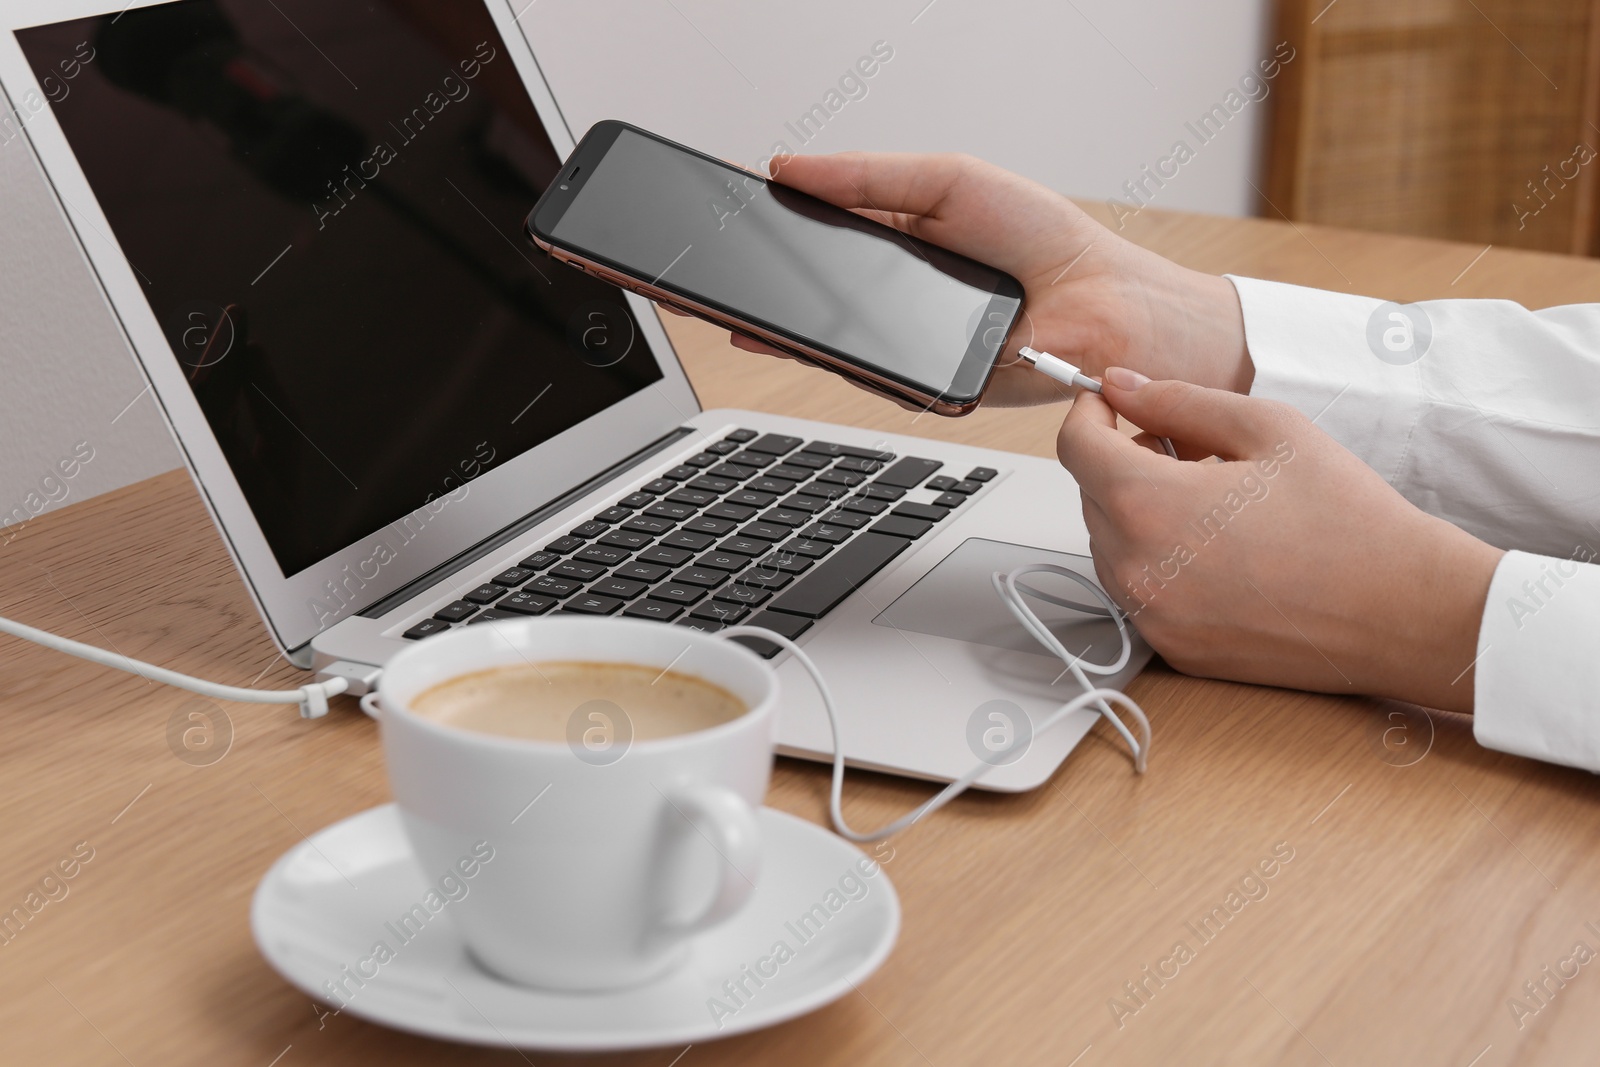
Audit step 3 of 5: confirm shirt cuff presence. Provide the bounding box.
[1226,275,1424,485]
[1475,549,1600,773]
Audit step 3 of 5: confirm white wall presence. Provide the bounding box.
[0,0,1270,521]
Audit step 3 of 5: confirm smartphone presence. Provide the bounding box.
[525,120,1025,415]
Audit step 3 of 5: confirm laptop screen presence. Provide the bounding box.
[16,0,663,577]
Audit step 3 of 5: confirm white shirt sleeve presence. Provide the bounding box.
[1228,275,1600,772]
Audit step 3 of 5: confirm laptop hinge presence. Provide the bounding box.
[357,426,696,620]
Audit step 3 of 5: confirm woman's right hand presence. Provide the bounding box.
[712,151,1257,406]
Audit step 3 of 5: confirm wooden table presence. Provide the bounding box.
[5,207,1600,1067]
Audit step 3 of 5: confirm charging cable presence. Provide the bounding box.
[0,614,348,718]
[719,563,1151,844]
[1017,347,1179,459]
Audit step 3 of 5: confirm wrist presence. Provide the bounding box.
[1115,248,1253,394]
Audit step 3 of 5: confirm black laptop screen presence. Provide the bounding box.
[17,1,663,576]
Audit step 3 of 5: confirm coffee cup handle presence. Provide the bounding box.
[658,782,762,939]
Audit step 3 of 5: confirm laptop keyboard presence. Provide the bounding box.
[400,428,998,658]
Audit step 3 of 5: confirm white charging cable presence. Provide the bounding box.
[0,614,349,718]
[719,563,1151,844]
[1017,347,1179,459]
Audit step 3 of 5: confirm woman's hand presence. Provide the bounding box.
[1055,368,1505,712]
[715,152,1255,406]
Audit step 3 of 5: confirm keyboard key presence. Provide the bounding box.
[433,600,477,622]
[551,559,607,581]
[858,484,905,502]
[468,609,518,625]
[730,611,814,658]
[689,475,739,494]
[948,479,983,494]
[569,520,608,539]
[719,537,770,557]
[760,552,813,574]
[599,529,653,550]
[728,450,777,468]
[464,584,505,605]
[839,496,890,516]
[714,584,772,607]
[798,481,850,500]
[660,529,717,551]
[646,501,697,522]
[566,593,623,615]
[744,433,803,456]
[575,544,630,567]
[594,506,633,523]
[872,515,934,539]
[651,582,706,605]
[740,522,789,542]
[527,575,583,597]
[966,466,997,482]
[637,544,694,567]
[759,508,809,527]
[674,566,728,588]
[545,536,585,554]
[492,567,537,587]
[726,489,777,509]
[733,568,792,590]
[662,465,698,481]
[499,591,559,615]
[799,440,894,461]
[668,488,718,507]
[709,463,759,480]
[797,522,852,544]
[766,464,814,482]
[816,468,866,487]
[403,618,450,639]
[925,475,960,492]
[892,502,952,522]
[784,452,831,470]
[692,600,750,624]
[780,495,831,514]
[725,428,758,442]
[675,617,724,633]
[932,491,967,508]
[640,478,676,494]
[623,516,676,535]
[590,576,648,600]
[699,550,753,571]
[873,457,943,489]
[680,515,738,536]
[748,477,799,496]
[767,532,909,618]
[623,598,684,621]
[834,457,884,473]
[819,509,871,529]
[614,560,671,582]
[704,502,758,522]
[779,538,832,559]
[705,440,740,455]
[518,550,560,570]
[684,452,720,468]
[618,491,655,508]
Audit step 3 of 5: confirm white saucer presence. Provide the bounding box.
[251,804,900,1051]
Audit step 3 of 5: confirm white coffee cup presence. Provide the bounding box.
[371,616,775,991]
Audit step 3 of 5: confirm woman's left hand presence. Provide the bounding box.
[1055,368,1504,712]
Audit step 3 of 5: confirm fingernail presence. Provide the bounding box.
[1104,366,1150,391]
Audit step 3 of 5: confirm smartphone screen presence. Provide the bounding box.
[531,122,1023,406]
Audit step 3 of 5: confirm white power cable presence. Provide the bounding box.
[0,614,348,717]
[1017,347,1179,459]
[719,562,1151,844]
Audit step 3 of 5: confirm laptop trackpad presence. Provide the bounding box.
[872,537,1122,660]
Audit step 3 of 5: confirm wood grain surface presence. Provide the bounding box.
[3,206,1600,1066]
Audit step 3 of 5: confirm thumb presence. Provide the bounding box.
[1100,368,1288,461]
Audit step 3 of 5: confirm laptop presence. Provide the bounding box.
[1,0,1150,791]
